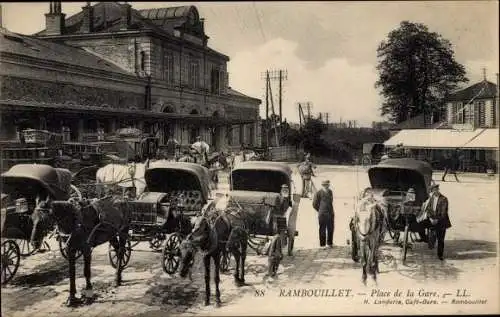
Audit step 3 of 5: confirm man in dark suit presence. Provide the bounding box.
[421,183,452,260]
[442,149,460,182]
[312,180,334,248]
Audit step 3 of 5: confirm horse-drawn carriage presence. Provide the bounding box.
[113,161,212,274]
[350,158,434,268]
[1,164,81,284]
[224,161,300,274]
[361,143,385,166]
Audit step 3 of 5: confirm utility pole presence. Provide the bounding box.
[306,102,312,120]
[265,71,269,147]
[262,69,287,122]
[325,112,330,126]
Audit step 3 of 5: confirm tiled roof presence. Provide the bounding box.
[447,80,497,101]
[139,6,194,20]
[35,2,166,36]
[0,27,132,75]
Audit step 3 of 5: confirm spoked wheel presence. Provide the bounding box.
[69,184,83,201]
[162,233,182,275]
[2,240,20,285]
[58,236,83,260]
[108,237,132,269]
[149,233,166,251]
[220,251,231,273]
[402,224,410,264]
[17,239,36,256]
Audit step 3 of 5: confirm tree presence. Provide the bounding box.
[375,21,468,124]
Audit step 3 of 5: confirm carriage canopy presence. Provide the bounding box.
[1,164,72,200]
[368,158,433,202]
[144,161,211,202]
[230,161,292,193]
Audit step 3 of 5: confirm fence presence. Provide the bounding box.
[268,146,299,161]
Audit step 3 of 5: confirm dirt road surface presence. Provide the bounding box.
[1,164,498,316]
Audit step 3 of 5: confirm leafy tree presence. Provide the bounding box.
[375,21,468,124]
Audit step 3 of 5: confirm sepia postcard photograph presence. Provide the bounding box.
[0,1,498,316]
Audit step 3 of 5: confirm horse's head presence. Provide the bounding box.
[355,198,380,240]
[30,195,54,249]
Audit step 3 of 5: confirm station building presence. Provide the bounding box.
[0,2,261,150]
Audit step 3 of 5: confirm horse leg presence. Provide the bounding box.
[214,253,222,307]
[66,249,79,307]
[115,235,124,287]
[233,249,240,285]
[203,255,211,306]
[82,247,94,303]
[240,241,247,284]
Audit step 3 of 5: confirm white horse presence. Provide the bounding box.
[95,162,147,198]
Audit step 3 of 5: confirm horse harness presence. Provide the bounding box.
[355,202,383,240]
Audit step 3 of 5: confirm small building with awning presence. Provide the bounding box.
[384,128,499,172]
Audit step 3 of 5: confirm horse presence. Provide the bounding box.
[178,211,248,307]
[30,195,130,307]
[95,162,147,198]
[351,195,385,285]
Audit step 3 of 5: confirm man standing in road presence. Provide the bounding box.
[420,183,452,260]
[312,180,334,248]
[442,148,460,182]
[165,135,180,160]
[298,155,316,198]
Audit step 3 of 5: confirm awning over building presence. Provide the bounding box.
[462,129,499,149]
[384,128,498,149]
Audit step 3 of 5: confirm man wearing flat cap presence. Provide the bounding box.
[312,179,335,248]
[419,183,452,260]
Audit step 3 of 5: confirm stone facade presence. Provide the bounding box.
[0,2,261,150]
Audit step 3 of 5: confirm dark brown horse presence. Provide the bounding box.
[178,213,247,307]
[30,196,129,307]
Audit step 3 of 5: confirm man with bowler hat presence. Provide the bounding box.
[419,183,452,260]
[312,180,334,248]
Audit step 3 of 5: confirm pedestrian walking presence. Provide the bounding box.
[312,180,335,248]
[298,155,316,198]
[418,183,452,260]
[442,148,460,182]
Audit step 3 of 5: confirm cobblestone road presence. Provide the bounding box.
[1,165,499,316]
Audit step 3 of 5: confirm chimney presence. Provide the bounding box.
[45,1,65,35]
[120,2,132,30]
[81,2,94,33]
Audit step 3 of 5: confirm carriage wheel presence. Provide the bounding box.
[402,224,409,264]
[17,239,36,256]
[69,184,83,201]
[1,240,20,285]
[149,233,166,251]
[220,250,231,273]
[108,238,132,269]
[361,156,372,166]
[58,236,83,260]
[162,233,182,275]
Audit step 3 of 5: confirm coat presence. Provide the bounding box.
[421,193,452,229]
[312,188,334,215]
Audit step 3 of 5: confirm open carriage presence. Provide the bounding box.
[113,161,211,274]
[225,161,300,275]
[1,164,82,284]
[353,158,433,264]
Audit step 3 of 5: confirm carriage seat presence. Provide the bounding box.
[169,190,203,211]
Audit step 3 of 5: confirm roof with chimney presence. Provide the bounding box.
[447,80,497,102]
[0,27,133,76]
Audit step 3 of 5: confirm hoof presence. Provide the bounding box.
[215,301,221,308]
[65,296,81,308]
[204,300,210,306]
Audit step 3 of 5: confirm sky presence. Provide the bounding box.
[1,1,499,126]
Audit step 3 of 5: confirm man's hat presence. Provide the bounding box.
[196,136,201,140]
[321,180,330,186]
[430,182,440,190]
